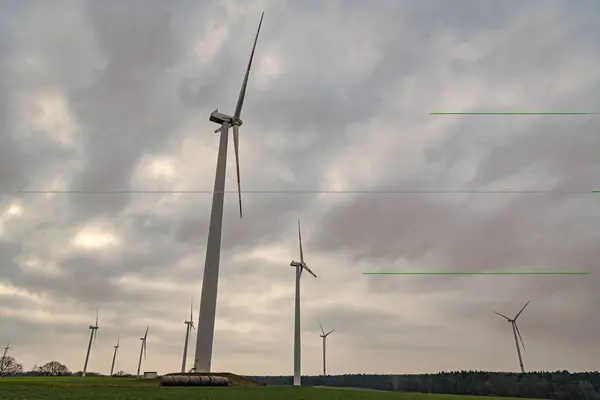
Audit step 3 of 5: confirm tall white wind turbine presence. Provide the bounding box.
[110,335,119,376]
[495,301,530,373]
[290,220,317,386]
[193,12,265,373]
[82,307,99,377]
[181,299,195,373]
[318,321,334,376]
[136,326,148,378]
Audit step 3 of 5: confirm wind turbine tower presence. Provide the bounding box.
[290,220,317,386]
[110,335,119,376]
[1,341,9,369]
[181,299,195,373]
[82,307,99,377]
[137,326,148,378]
[193,12,265,373]
[318,321,334,376]
[494,301,530,373]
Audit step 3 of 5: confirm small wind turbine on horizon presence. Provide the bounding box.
[181,299,195,373]
[82,307,99,377]
[318,321,334,376]
[1,340,10,371]
[110,335,119,376]
[193,11,265,373]
[494,301,530,373]
[290,219,317,386]
[136,326,149,379]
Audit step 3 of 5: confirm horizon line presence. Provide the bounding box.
[364,271,590,275]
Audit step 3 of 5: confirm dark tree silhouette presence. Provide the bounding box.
[0,355,23,376]
[248,371,600,399]
[36,361,70,376]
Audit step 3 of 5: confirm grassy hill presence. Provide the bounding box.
[0,376,537,399]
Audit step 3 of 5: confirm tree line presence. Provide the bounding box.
[0,355,135,377]
[3,354,599,399]
[247,371,600,400]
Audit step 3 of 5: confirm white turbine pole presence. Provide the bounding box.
[512,322,525,373]
[110,336,119,376]
[322,335,326,376]
[193,11,264,373]
[182,299,195,373]
[494,301,529,374]
[82,307,99,377]
[318,322,334,376]
[137,326,148,379]
[293,264,302,386]
[290,220,317,386]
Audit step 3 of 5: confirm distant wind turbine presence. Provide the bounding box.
[494,300,530,373]
[1,340,10,370]
[318,321,334,376]
[181,299,195,373]
[110,335,119,376]
[136,326,149,379]
[193,11,265,373]
[290,219,317,386]
[82,307,99,377]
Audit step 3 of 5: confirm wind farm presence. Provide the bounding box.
[1,1,599,400]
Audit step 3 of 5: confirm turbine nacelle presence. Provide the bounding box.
[290,261,304,268]
[209,109,233,125]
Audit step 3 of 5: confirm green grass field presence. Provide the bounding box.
[0,376,534,400]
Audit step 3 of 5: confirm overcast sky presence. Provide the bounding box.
[0,0,599,376]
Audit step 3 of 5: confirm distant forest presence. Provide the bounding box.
[247,371,600,400]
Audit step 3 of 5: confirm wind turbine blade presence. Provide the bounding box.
[190,298,194,322]
[117,334,120,347]
[92,330,97,348]
[143,340,147,360]
[233,124,242,218]
[298,219,304,263]
[233,11,264,119]
[326,329,335,336]
[514,300,530,320]
[303,264,317,279]
[494,311,511,320]
[95,306,99,327]
[144,326,149,339]
[318,321,325,335]
[514,322,526,352]
[191,322,196,331]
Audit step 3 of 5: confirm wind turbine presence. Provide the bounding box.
[136,326,148,379]
[110,335,119,376]
[82,307,99,377]
[494,300,530,373]
[290,219,317,386]
[193,11,265,373]
[181,299,195,373]
[318,321,334,376]
[1,340,9,370]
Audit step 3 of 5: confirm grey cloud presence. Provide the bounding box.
[1,0,599,375]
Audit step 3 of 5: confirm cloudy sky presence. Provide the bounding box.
[1,0,599,376]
